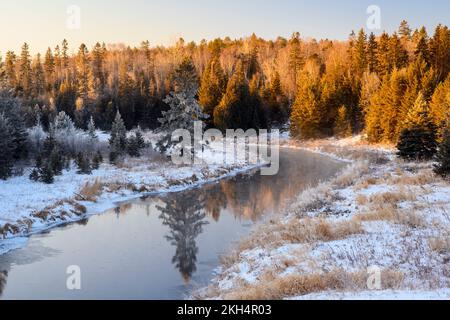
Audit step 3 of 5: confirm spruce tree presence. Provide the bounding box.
[334,105,352,138]
[39,161,54,184]
[397,93,438,160]
[92,151,103,170]
[87,116,98,140]
[76,152,92,175]
[367,33,378,73]
[434,118,450,178]
[127,135,140,157]
[18,43,32,96]
[0,114,14,180]
[109,111,127,159]
[214,61,254,131]
[7,111,28,160]
[198,56,227,124]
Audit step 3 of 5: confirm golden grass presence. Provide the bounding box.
[354,206,425,228]
[77,179,104,202]
[222,269,404,300]
[428,236,450,254]
[223,218,364,267]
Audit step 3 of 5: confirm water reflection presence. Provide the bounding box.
[157,193,209,282]
[0,149,345,299]
[0,271,7,297]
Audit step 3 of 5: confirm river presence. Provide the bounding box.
[0,149,344,299]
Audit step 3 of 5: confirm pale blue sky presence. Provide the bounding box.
[1,0,449,55]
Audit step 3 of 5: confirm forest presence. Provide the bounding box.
[0,20,449,182]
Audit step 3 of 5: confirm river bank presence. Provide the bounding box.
[195,136,450,300]
[0,138,263,255]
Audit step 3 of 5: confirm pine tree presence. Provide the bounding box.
[398,20,412,40]
[172,56,198,95]
[429,24,450,82]
[76,44,91,100]
[18,43,32,96]
[214,61,254,131]
[0,114,14,180]
[198,56,227,124]
[75,152,92,174]
[434,116,450,177]
[49,146,64,176]
[109,111,127,161]
[92,151,103,170]
[288,32,304,94]
[429,76,450,138]
[334,105,352,137]
[127,135,140,157]
[87,116,98,140]
[388,33,408,70]
[39,161,54,184]
[414,27,430,64]
[352,29,367,76]
[397,92,438,160]
[290,64,325,139]
[4,51,17,90]
[367,33,378,73]
[135,126,146,149]
[32,54,45,97]
[44,47,55,91]
[377,32,391,76]
[6,111,29,160]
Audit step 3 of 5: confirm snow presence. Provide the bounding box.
[195,137,450,300]
[0,132,266,254]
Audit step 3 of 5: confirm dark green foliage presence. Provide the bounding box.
[397,126,438,161]
[434,128,450,177]
[92,151,103,170]
[75,152,92,175]
[29,168,40,182]
[39,161,54,184]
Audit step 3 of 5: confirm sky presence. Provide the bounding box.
[0,0,449,55]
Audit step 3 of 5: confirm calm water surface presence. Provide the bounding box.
[0,149,344,299]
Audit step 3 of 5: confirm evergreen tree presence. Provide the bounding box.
[334,105,352,138]
[39,161,54,184]
[109,111,127,152]
[92,151,103,170]
[127,135,141,157]
[76,44,91,100]
[214,61,255,131]
[367,33,378,73]
[397,92,438,160]
[398,20,412,40]
[388,33,408,70]
[135,126,146,149]
[377,32,391,76]
[434,117,450,177]
[75,152,92,175]
[429,76,450,138]
[414,27,430,64]
[87,116,98,140]
[7,111,28,160]
[288,32,304,94]
[352,29,368,76]
[18,43,32,96]
[172,56,198,94]
[429,24,450,82]
[0,114,14,180]
[44,47,55,91]
[290,65,325,139]
[32,53,45,97]
[198,56,227,124]
[4,51,17,90]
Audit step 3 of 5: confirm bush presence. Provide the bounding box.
[434,128,450,178]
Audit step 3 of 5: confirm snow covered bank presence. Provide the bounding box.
[0,136,266,255]
[195,137,450,300]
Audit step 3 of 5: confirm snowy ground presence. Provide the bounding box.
[0,132,265,254]
[195,136,450,300]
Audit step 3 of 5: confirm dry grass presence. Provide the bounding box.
[77,179,104,202]
[355,206,425,228]
[334,161,370,188]
[222,269,404,300]
[428,236,450,254]
[368,188,417,205]
[229,218,364,262]
[356,194,369,206]
[388,170,438,186]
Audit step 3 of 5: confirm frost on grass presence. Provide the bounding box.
[0,137,262,245]
[195,137,450,300]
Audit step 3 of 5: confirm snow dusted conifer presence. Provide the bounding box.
[157,58,208,153]
[87,116,98,140]
[434,114,450,178]
[109,111,127,162]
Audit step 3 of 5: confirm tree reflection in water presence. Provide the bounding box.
[0,271,7,298]
[157,192,209,283]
